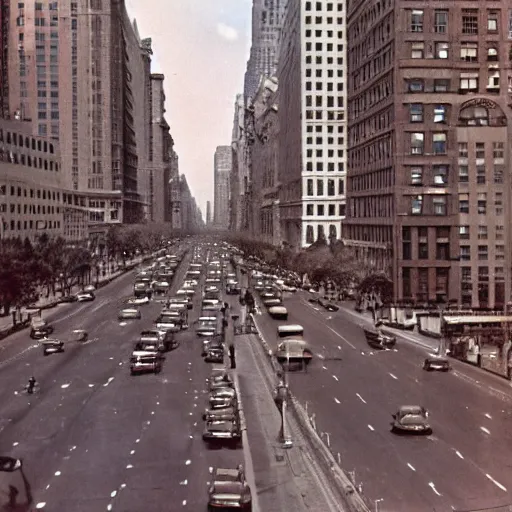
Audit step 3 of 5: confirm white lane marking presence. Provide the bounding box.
[111,490,117,498]
[368,425,374,431]
[130,450,135,455]
[61,383,70,389]
[88,384,94,388]
[334,398,341,404]
[126,464,133,469]
[389,373,398,380]
[180,479,188,485]
[103,377,115,387]
[485,413,492,419]
[318,354,325,360]
[356,393,367,404]
[455,451,464,459]
[119,322,127,327]
[486,473,507,492]
[337,345,342,350]
[12,442,18,446]
[135,439,140,443]
[361,351,365,356]
[182,500,187,506]
[185,459,191,465]
[107,505,113,511]
[325,325,356,349]
[36,503,46,509]
[333,375,339,381]
[407,463,416,472]
[322,365,327,370]
[54,471,61,476]
[480,426,491,435]
[428,482,442,496]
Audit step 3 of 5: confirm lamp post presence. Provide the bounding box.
[274,371,293,448]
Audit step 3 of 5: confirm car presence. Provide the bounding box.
[127,296,150,305]
[130,351,163,375]
[423,355,451,372]
[0,456,22,472]
[76,291,95,302]
[118,307,142,320]
[268,305,288,320]
[202,419,241,444]
[204,346,224,364]
[30,318,54,340]
[391,405,432,435]
[209,387,238,409]
[40,337,64,356]
[318,298,339,312]
[207,467,252,511]
[83,284,96,293]
[202,406,239,422]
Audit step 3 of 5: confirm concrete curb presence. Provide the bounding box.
[249,313,371,512]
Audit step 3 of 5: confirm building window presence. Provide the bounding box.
[460,42,478,62]
[459,73,479,90]
[460,246,471,261]
[494,165,504,184]
[433,105,446,123]
[435,42,449,59]
[487,11,499,32]
[487,46,498,61]
[327,179,335,196]
[478,245,488,261]
[307,179,313,196]
[433,196,447,215]
[410,132,424,154]
[434,10,448,33]
[409,104,423,122]
[306,225,314,244]
[459,225,470,239]
[418,228,428,259]
[477,194,487,214]
[433,165,448,185]
[328,204,335,216]
[411,42,424,59]
[317,205,325,216]
[478,225,488,240]
[462,9,478,34]
[407,79,424,92]
[317,179,324,195]
[459,196,469,213]
[433,133,447,154]
[476,164,486,184]
[411,195,423,215]
[409,9,424,32]
[433,79,450,93]
[410,167,423,185]
[306,204,314,216]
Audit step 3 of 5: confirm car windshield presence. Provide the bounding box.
[400,414,426,425]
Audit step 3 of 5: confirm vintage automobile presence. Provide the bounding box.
[318,298,339,312]
[154,313,181,333]
[41,337,64,356]
[204,346,224,364]
[129,351,163,375]
[126,295,150,305]
[423,354,451,372]
[226,282,241,295]
[118,307,142,321]
[363,325,397,349]
[162,305,189,329]
[196,316,219,337]
[262,297,283,308]
[30,318,54,340]
[76,291,95,302]
[202,419,241,444]
[83,284,96,293]
[268,305,288,320]
[207,467,252,511]
[275,339,313,366]
[138,331,166,352]
[202,406,239,422]
[391,405,432,435]
[209,387,238,409]
[0,456,22,472]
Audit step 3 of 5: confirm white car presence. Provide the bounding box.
[127,296,150,305]
[268,305,288,320]
[76,291,95,302]
[118,307,142,320]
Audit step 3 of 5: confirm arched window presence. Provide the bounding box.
[329,224,337,240]
[459,106,489,126]
[317,224,325,241]
[306,225,314,244]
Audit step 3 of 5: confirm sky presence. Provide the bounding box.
[125,0,252,218]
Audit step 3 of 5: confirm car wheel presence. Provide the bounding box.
[425,428,433,436]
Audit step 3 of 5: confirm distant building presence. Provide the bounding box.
[206,201,212,225]
[0,0,8,120]
[213,146,231,229]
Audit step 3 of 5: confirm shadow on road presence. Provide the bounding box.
[0,470,33,512]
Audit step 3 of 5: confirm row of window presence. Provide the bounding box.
[1,219,61,232]
[460,245,504,262]
[0,185,60,201]
[0,130,55,154]
[305,223,339,244]
[409,41,499,62]
[406,8,500,35]
[0,149,59,172]
[459,224,504,241]
[305,161,345,172]
[0,203,60,215]
[305,203,345,217]
[305,2,343,13]
[305,178,345,196]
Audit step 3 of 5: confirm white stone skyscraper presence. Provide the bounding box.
[213,146,232,229]
[243,0,286,103]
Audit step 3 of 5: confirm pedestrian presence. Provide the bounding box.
[229,343,236,369]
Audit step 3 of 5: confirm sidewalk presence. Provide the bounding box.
[0,254,151,336]
[235,334,342,512]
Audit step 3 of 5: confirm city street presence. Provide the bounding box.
[254,290,512,512]
[0,256,244,512]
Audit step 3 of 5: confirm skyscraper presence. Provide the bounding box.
[343,0,512,308]
[213,146,232,229]
[6,0,147,224]
[244,0,286,102]
[277,0,347,248]
[206,200,212,225]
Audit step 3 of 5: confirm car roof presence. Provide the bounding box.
[398,405,424,414]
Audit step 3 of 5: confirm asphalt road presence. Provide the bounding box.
[254,290,512,512]
[0,252,244,512]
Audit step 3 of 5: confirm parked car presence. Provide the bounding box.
[30,318,54,340]
[0,456,22,472]
[207,467,252,511]
[423,355,451,372]
[76,291,95,302]
[202,419,241,444]
[391,405,432,435]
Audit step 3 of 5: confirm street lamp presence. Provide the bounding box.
[274,372,293,448]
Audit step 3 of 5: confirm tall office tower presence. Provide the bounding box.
[206,200,212,225]
[244,0,286,102]
[343,0,512,308]
[213,146,232,229]
[7,0,147,224]
[278,0,347,248]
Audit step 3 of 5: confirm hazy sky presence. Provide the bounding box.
[125,0,252,217]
